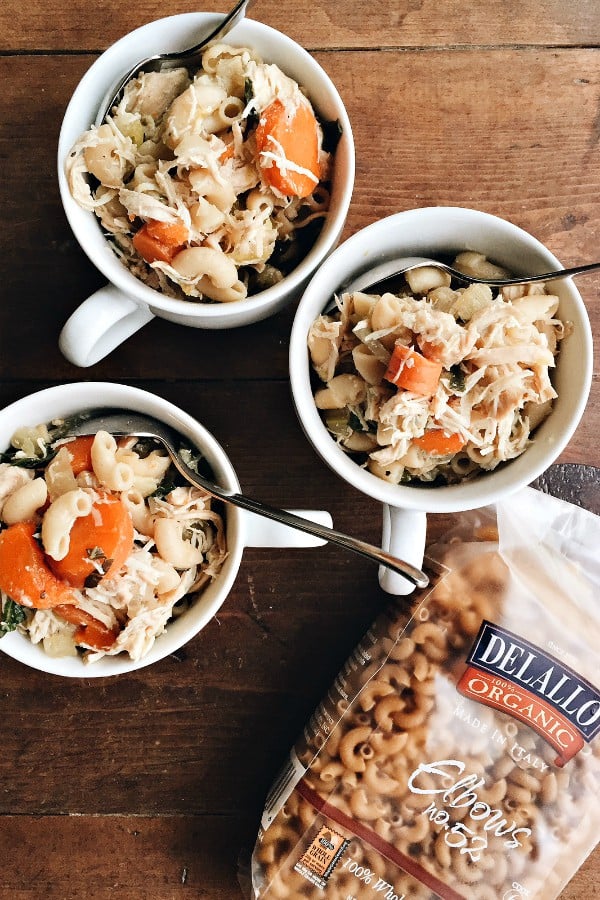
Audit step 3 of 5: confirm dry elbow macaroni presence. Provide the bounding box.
[0,421,227,662]
[250,489,600,899]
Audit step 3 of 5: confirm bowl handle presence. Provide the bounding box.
[379,506,427,595]
[242,509,333,547]
[59,284,155,367]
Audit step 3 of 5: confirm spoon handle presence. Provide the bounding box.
[334,257,600,304]
[67,409,429,589]
[491,260,600,286]
[233,491,429,587]
[172,0,256,63]
[169,454,430,588]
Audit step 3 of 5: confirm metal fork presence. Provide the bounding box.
[67,408,429,588]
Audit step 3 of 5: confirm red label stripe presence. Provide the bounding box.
[457,666,584,767]
[296,778,467,900]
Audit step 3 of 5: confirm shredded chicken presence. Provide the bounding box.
[0,424,228,663]
[308,258,567,485]
[66,43,333,302]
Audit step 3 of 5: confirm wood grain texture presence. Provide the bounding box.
[0,0,598,896]
[0,815,596,899]
[0,51,598,387]
[1,0,599,51]
[0,815,255,898]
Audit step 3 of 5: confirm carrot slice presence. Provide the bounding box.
[0,521,74,609]
[254,98,320,198]
[132,219,188,264]
[62,435,95,475]
[53,604,118,651]
[384,344,443,396]
[412,430,466,455]
[48,492,134,589]
[218,140,235,163]
[146,219,189,247]
[132,225,174,264]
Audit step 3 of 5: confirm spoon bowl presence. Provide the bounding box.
[68,409,428,588]
[95,0,256,124]
[335,254,600,301]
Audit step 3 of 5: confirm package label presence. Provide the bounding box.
[294,823,350,889]
[459,621,600,765]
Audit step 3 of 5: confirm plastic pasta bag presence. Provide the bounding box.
[249,487,600,899]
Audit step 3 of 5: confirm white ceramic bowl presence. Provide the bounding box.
[289,207,594,593]
[0,382,330,677]
[57,13,355,366]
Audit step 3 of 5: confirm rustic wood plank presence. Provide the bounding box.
[0,814,596,898]
[0,815,255,898]
[0,1,598,893]
[0,537,386,817]
[1,0,599,52]
[0,50,598,385]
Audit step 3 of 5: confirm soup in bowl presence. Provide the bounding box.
[0,382,330,676]
[289,207,593,594]
[57,13,355,366]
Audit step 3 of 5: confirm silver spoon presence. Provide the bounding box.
[65,409,429,588]
[95,0,256,125]
[323,254,600,313]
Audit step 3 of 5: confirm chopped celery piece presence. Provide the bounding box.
[324,409,350,436]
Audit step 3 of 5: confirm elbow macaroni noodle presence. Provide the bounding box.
[0,420,227,662]
[91,430,136,492]
[41,488,93,560]
[153,517,206,569]
[308,254,565,486]
[2,477,48,525]
[66,43,336,303]
[250,492,600,899]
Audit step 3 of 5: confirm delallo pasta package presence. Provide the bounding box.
[249,487,600,899]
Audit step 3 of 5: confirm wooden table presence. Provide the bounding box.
[0,1,598,897]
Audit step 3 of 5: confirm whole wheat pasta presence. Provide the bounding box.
[250,491,600,899]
